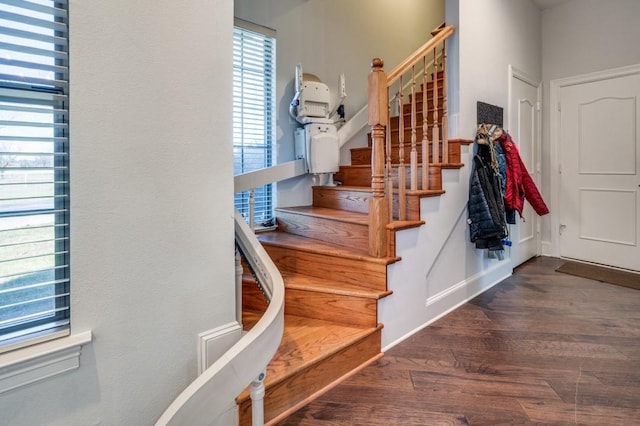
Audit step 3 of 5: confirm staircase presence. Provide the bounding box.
[236,24,469,425]
[236,228,394,425]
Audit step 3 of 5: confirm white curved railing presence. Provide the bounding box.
[155,210,285,425]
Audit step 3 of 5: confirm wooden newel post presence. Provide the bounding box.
[368,58,389,258]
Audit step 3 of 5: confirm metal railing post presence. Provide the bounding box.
[250,370,267,426]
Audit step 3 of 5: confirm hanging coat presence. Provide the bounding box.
[496,132,549,218]
[467,144,508,250]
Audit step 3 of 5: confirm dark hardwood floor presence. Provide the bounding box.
[277,256,640,425]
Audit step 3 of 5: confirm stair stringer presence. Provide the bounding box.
[378,142,513,350]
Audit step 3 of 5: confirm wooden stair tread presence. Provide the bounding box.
[400,188,445,197]
[388,220,426,231]
[441,162,464,169]
[337,164,369,169]
[387,162,463,169]
[314,184,371,193]
[339,162,462,169]
[276,205,368,225]
[242,270,392,299]
[280,271,392,299]
[315,184,446,198]
[257,231,399,265]
[449,137,474,145]
[237,311,383,402]
[350,146,373,152]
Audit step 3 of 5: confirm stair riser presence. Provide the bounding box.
[388,127,441,143]
[238,327,382,426]
[335,164,442,191]
[276,212,368,252]
[353,148,434,167]
[312,187,371,214]
[401,99,445,115]
[389,113,441,130]
[401,73,444,96]
[368,126,439,146]
[285,288,378,328]
[391,164,442,191]
[448,141,461,163]
[354,140,461,166]
[408,87,445,101]
[333,166,372,187]
[243,276,378,327]
[392,193,422,222]
[349,149,371,167]
[261,244,388,291]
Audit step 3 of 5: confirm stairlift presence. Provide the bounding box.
[290,64,346,186]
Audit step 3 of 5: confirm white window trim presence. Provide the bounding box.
[233,19,276,226]
[0,330,92,394]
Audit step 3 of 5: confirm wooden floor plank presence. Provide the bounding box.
[277,256,640,425]
[520,399,640,426]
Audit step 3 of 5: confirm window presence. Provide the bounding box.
[233,19,275,226]
[0,0,70,351]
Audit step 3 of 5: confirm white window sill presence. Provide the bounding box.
[0,330,93,394]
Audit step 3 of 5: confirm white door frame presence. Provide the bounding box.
[549,63,640,258]
[507,64,542,258]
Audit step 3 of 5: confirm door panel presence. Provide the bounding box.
[579,97,636,174]
[578,188,636,246]
[559,73,640,271]
[509,73,541,267]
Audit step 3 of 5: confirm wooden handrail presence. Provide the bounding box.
[156,211,285,425]
[386,25,454,85]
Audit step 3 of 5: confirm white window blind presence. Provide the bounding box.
[233,20,275,226]
[0,0,70,350]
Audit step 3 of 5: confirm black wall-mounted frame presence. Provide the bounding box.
[477,101,503,127]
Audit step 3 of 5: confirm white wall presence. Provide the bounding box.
[457,0,541,135]
[234,0,445,206]
[380,0,542,349]
[0,1,236,424]
[540,0,640,244]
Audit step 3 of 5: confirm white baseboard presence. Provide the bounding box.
[197,322,242,375]
[541,240,553,256]
[426,260,511,307]
[382,261,512,352]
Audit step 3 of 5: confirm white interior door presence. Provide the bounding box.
[508,68,542,267]
[559,71,640,272]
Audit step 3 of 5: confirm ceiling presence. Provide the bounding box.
[531,0,572,10]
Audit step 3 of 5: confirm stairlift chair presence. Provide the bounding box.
[290,64,346,186]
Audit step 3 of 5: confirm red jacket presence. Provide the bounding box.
[497,132,549,218]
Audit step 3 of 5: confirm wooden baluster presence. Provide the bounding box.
[432,46,440,164]
[410,66,418,191]
[386,89,393,222]
[441,41,449,164]
[368,58,389,258]
[421,56,429,190]
[397,75,406,220]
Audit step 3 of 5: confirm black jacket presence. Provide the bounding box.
[467,149,507,250]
